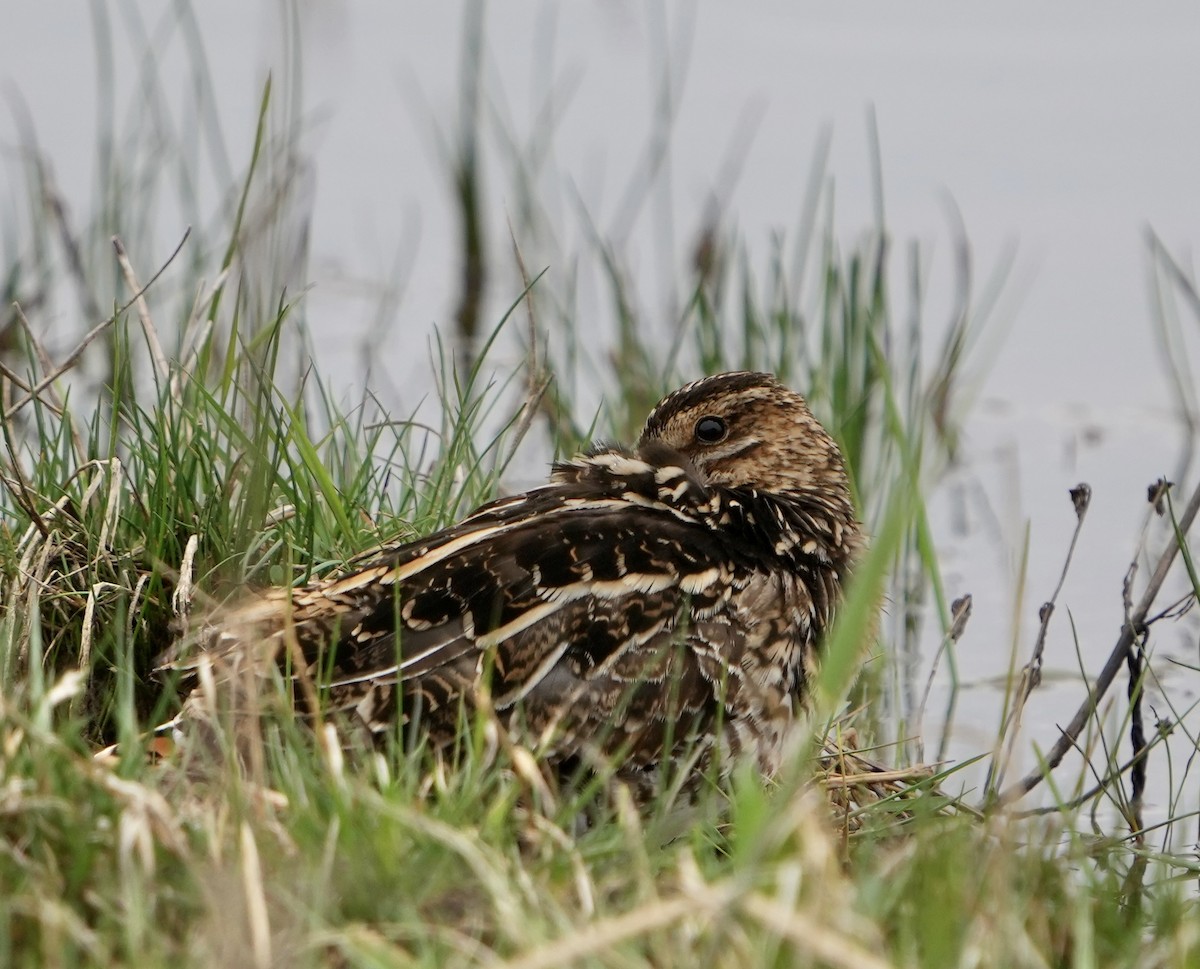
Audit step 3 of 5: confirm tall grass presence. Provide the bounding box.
[0,4,1197,967]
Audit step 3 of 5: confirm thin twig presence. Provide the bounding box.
[1125,637,1148,837]
[1012,715,1174,818]
[1144,590,1197,627]
[12,304,63,403]
[7,310,119,415]
[113,235,170,382]
[0,398,51,539]
[996,476,1200,806]
[6,228,190,418]
[11,301,85,461]
[506,217,552,457]
[913,593,971,763]
[0,360,44,404]
[986,484,1091,797]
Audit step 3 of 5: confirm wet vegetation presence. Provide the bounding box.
[1,5,1198,967]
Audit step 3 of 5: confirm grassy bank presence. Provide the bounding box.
[2,6,1199,967]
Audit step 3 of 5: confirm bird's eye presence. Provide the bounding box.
[694,416,728,444]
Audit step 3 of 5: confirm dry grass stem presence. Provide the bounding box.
[113,235,170,382]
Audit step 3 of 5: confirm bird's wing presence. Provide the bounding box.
[175,492,753,748]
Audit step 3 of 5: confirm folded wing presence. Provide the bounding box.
[173,487,757,764]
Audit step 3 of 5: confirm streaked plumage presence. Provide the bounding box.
[169,372,862,779]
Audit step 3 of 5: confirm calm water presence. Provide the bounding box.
[4,2,1199,817]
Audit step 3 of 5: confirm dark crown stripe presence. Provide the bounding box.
[642,371,777,437]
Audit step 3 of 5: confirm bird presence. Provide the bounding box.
[166,371,862,783]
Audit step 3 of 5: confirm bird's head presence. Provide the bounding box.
[637,371,854,516]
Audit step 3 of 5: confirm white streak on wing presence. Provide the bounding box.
[588,617,672,677]
[538,572,679,601]
[492,638,573,709]
[613,490,704,524]
[664,479,691,501]
[375,524,509,585]
[679,567,721,594]
[302,493,712,691]
[492,573,698,705]
[327,664,399,688]
[360,496,671,586]
[586,452,656,476]
[475,598,564,649]
[322,569,691,692]
[326,598,568,688]
[305,564,393,597]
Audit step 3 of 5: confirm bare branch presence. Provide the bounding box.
[997,477,1200,806]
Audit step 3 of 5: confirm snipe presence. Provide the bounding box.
[166,372,862,780]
